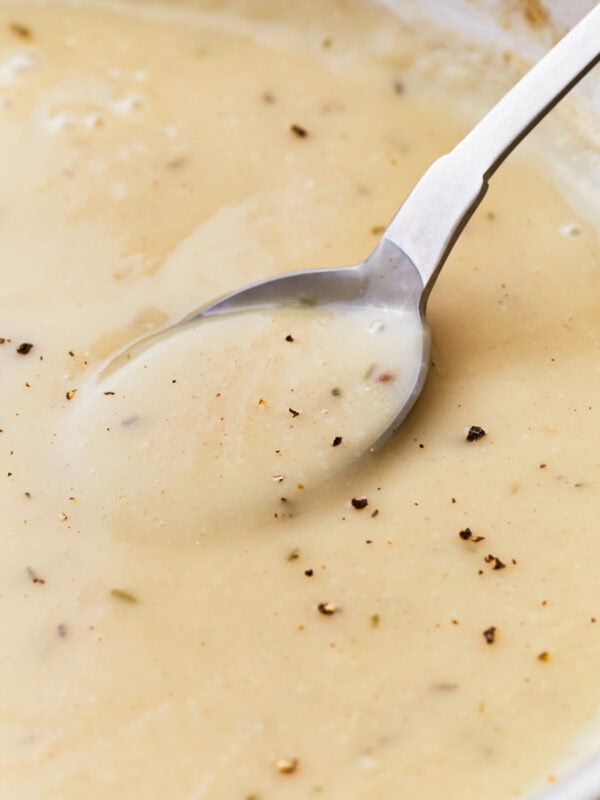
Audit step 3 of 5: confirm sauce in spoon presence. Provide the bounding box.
[63,305,424,528]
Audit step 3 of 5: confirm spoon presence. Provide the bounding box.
[184,5,599,447]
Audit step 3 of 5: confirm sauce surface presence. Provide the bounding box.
[0,2,599,799]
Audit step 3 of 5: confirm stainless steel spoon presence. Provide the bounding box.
[186,4,599,447]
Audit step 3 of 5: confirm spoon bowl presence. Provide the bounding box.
[185,239,430,447]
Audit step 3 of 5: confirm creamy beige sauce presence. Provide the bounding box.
[0,2,599,799]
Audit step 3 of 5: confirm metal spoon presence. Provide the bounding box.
[186,4,599,447]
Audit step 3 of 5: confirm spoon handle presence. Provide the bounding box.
[383,3,600,298]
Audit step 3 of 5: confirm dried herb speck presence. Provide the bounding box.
[16,342,33,355]
[287,548,300,562]
[65,389,77,401]
[57,623,68,638]
[331,387,341,397]
[27,566,45,584]
[290,123,308,138]
[332,436,342,447]
[317,602,338,616]
[288,408,300,417]
[275,757,299,774]
[466,425,486,442]
[351,497,368,510]
[9,22,33,39]
[537,651,550,662]
[370,613,380,628]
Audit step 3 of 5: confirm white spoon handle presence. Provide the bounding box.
[384,2,600,297]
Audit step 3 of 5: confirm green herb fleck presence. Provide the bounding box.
[110,588,137,604]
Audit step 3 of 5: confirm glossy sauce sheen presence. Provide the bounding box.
[0,2,599,799]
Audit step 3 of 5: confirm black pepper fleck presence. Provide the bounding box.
[16,342,33,355]
[290,123,308,138]
[466,425,486,442]
[483,626,496,644]
[484,554,506,570]
[351,497,368,510]
[459,527,485,542]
